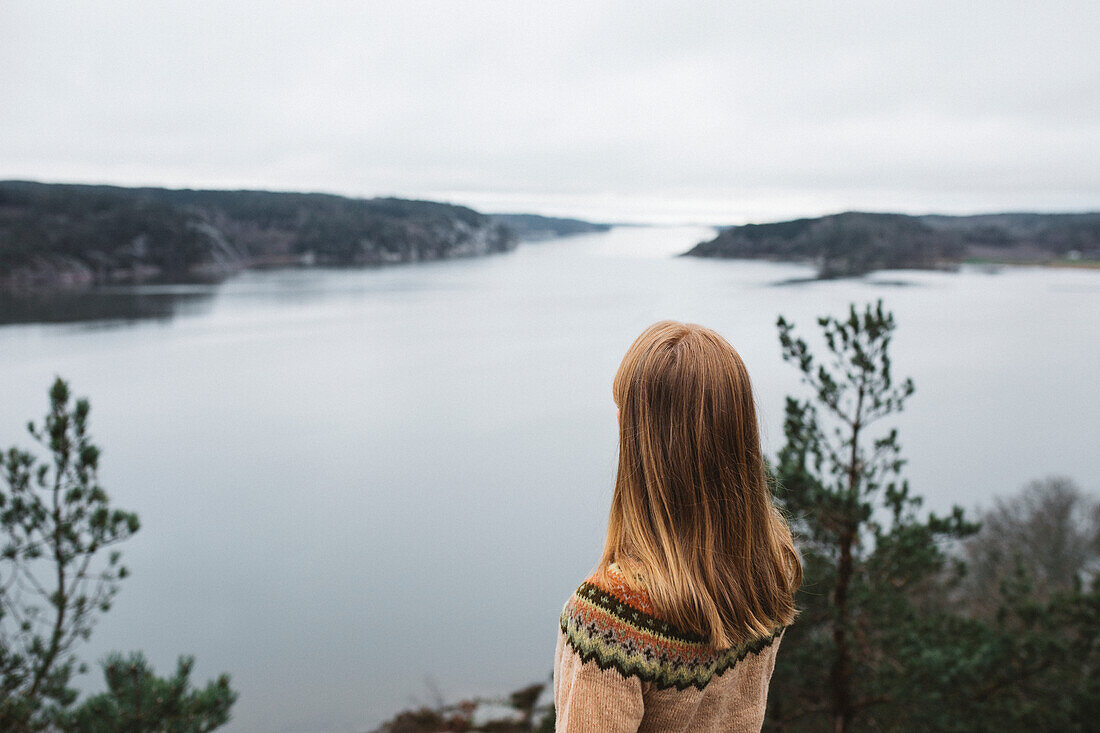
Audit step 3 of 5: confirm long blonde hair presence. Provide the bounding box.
[597,320,802,648]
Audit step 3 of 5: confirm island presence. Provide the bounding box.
[683,211,1100,278]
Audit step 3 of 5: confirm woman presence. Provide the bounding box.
[554,320,802,732]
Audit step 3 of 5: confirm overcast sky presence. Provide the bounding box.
[2,1,1097,223]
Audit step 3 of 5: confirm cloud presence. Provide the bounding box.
[2,0,1097,222]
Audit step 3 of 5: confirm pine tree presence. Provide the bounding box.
[0,377,139,730]
[57,652,237,733]
[766,300,976,732]
[1,377,237,731]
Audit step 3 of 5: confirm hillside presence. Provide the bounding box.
[0,182,516,290]
[489,213,611,241]
[683,211,1100,278]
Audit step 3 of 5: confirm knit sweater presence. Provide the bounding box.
[554,562,786,732]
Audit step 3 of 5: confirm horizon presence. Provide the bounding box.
[4,177,1099,229]
[3,1,1097,226]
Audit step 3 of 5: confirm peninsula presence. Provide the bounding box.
[0,181,517,291]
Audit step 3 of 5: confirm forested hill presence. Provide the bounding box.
[489,212,611,240]
[0,181,516,289]
[683,211,1100,278]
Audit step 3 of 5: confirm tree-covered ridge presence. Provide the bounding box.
[489,213,611,241]
[0,181,516,289]
[684,210,1100,277]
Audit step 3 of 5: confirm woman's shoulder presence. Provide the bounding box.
[561,561,661,628]
[558,562,785,691]
[559,561,710,656]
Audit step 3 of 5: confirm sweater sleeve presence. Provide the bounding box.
[554,627,644,732]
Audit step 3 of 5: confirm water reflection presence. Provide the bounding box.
[0,285,219,325]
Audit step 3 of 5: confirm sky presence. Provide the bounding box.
[2,0,1098,224]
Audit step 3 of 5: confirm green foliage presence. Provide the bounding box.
[878,573,1100,732]
[767,300,979,731]
[927,477,1100,732]
[56,651,237,733]
[0,378,236,732]
[0,376,140,730]
[766,300,1099,732]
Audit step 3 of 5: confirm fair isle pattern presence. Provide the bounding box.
[559,565,786,691]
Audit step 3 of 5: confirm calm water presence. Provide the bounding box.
[0,226,1097,732]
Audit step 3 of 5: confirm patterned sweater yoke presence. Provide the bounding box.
[554,563,787,732]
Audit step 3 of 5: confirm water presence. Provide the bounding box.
[0,226,1097,732]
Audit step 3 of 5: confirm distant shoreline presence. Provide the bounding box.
[0,181,603,294]
[3,182,1098,292]
[960,257,1100,270]
[683,211,1100,278]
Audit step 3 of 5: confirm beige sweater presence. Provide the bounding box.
[553,563,785,732]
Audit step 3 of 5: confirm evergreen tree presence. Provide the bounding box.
[935,477,1100,732]
[766,300,977,732]
[57,652,237,733]
[0,377,139,730]
[0,378,237,731]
